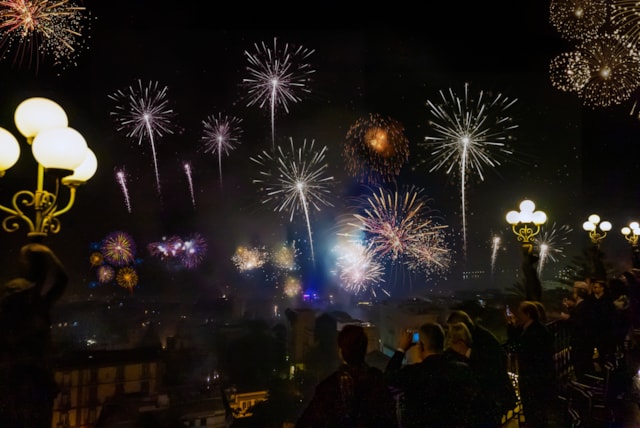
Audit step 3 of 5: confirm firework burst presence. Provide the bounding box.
[201,112,243,188]
[89,251,103,267]
[101,231,136,267]
[109,79,177,194]
[242,37,315,148]
[180,233,207,269]
[270,241,299,271]
[116,266,138,292]
[575,33,640,108]
[343,113,410,184]
[549,51,592,93]
[147,235,184,259]
[282,276,302,297]
[346,185,452,283]
[96,264,115,284]
[332,238,385,297]
[251,137,335,265]
[232,246,269,272]
[419,82,518,256]
[611,0,640,49]
[549,0,607,42]
[534,222,573,276]
[0,0,91,70]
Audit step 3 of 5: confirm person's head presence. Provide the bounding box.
[517,301,540,326]
[592,280,607,298]
[532,301,547,323]
[446,322,473,356]
[337,324,368,365]
[446,310,474,330]
[18,244,49,284]
[608,277,628,299]
[573,281,589,301]
[622,271,637,286]
[417,322,445,358]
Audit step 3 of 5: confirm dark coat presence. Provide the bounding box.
[295,363,398,428]
[385,351,479,428]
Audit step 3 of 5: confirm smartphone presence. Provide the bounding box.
[505,305,512,317]
[412,331,419,344]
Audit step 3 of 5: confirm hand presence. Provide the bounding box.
[397,330,414,352]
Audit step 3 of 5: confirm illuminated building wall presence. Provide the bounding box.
[51,347,162,428]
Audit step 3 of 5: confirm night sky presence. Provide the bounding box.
[1,1,639,299]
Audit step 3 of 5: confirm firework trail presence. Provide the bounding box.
[109,79,177,194]
[183,162,195,208]
[0,0,91,70]
[490,235,501,276]
[420,82,518,257]
[251,137,334,265]
[345,185,452,291]
[115,167,132,213]
[242,37,315,149]
[201,112,243,188]
[534,222,573,276]
[343,113,410,184]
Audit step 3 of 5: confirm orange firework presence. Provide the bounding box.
[0,0,91,69]
[89,251,103,267]
[116,266,138,292]
[343,113,409,184]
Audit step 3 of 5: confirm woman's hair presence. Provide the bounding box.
[446,310,474,328]
[520,301,541,321]
[446,322,473,348]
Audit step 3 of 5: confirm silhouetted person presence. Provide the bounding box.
[521,249,542,302]
[560,281,594,380]
[507,301,554,428]
[587,279,616,367]
[0,243,68,428]
[385,322,479,428]
[295,324,398,428]
[447,310,516,427]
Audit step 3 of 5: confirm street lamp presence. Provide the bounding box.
[582,214,611,280]
[0,97,97,241]
[622,221,640,269]
[506,199,547,301]
[505,199,547,254]
[583,214,611,245]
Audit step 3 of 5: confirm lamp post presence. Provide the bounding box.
[583,214,611,245]
[622,221,640,269]
[582,214,611,281]
[506,199,547,301]
[0,97,97,241]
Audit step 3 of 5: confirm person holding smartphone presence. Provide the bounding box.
[385,322,480,427]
